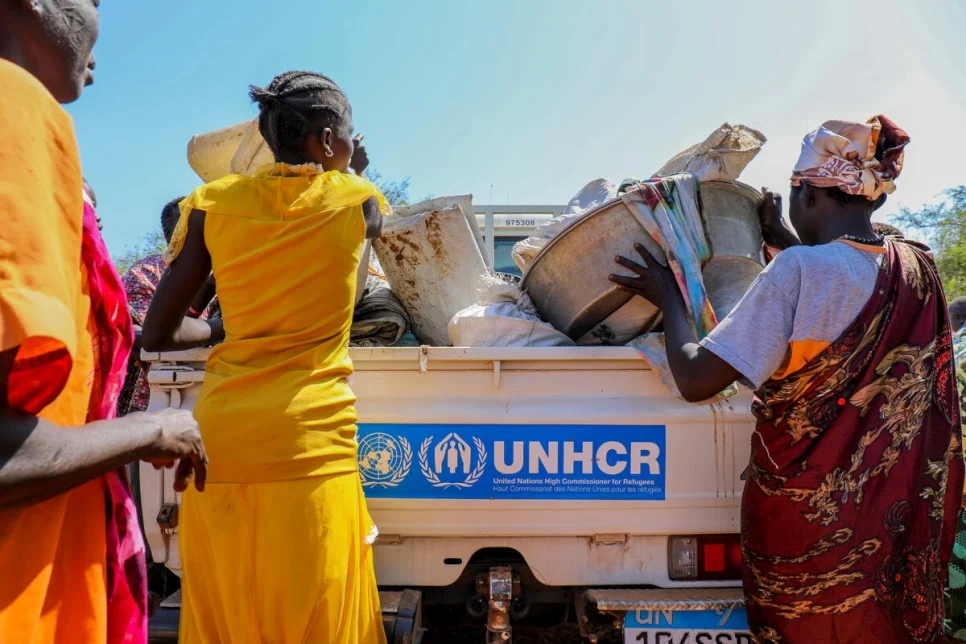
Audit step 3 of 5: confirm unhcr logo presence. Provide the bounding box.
[355,423,668,501]
[418,433,487,489]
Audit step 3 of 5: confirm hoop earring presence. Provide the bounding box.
[325,149,334,158]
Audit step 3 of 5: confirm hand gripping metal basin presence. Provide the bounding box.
[699,181,765,320]
[520,191,671,342]
[520,176,764,343]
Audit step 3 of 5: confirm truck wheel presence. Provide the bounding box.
[381,589,426,644]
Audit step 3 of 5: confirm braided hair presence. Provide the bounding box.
[161,196,187,244]
[249,71,351,162]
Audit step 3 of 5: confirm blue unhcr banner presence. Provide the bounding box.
[356,423,666,500]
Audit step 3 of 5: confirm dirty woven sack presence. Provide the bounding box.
[393,195,488,269]
[653,123,766,183]
[374,203,489,346]
[448,277,575,348]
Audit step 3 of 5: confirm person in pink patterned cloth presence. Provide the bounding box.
[116,197,219,415]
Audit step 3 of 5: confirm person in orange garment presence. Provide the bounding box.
[0,2,209,642]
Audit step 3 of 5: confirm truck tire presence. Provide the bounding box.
[382,589,426,644]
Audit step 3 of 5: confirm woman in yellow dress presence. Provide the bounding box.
[142,70,389,643]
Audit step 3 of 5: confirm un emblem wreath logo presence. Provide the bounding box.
[418,433,487,489]
[358,433,412,488]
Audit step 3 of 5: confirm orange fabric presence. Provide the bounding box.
[763,240,885,382]
[772,339,833,381]
[838,239,888,255]
[0,59,105,643]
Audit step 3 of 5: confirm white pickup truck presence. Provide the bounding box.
[138,345,754,644]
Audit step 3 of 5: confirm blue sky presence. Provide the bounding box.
[69,0,966,254]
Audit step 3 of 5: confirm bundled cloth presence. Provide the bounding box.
[350,285,410,347]
[622,176,716,336]
[349,258,411,347]
[448,277,575,348]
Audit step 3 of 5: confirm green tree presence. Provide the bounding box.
[893,186,966,298]
[366,168,412,205]
[112,229,167,276]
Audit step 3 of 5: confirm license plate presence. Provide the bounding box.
[624,606,750,644]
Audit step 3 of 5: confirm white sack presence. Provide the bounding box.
[511,124,765,275]
[448,278,574,348]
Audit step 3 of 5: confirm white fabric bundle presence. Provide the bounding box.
[448,278,574,348]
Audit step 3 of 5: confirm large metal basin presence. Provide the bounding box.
[520,194,668,341]
[522,177,763,342]
[700,181,764,320]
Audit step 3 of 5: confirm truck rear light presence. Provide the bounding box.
[669,537,698,579]
[703,542,725,572]
[668,534,743,581]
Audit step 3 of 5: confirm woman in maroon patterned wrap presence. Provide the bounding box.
[609,116,964,642]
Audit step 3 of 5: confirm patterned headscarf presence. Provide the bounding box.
[791,115,910,201]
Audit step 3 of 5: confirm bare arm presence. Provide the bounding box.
[609,245,740,402]
[187,273,217,318]
[362,197,383,240]
[142,210,225,352]
[657,288,740,402]
[349,134,383,240]
[0,349,206,508]
[760,188,801,251]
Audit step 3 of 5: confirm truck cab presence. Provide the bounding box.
[472,206,559,278]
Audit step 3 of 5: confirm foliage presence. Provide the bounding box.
[893,186,966,298]
[366,168,412,205]
[112,229,167,276]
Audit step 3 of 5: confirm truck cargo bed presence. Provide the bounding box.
[140,346,753,589]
